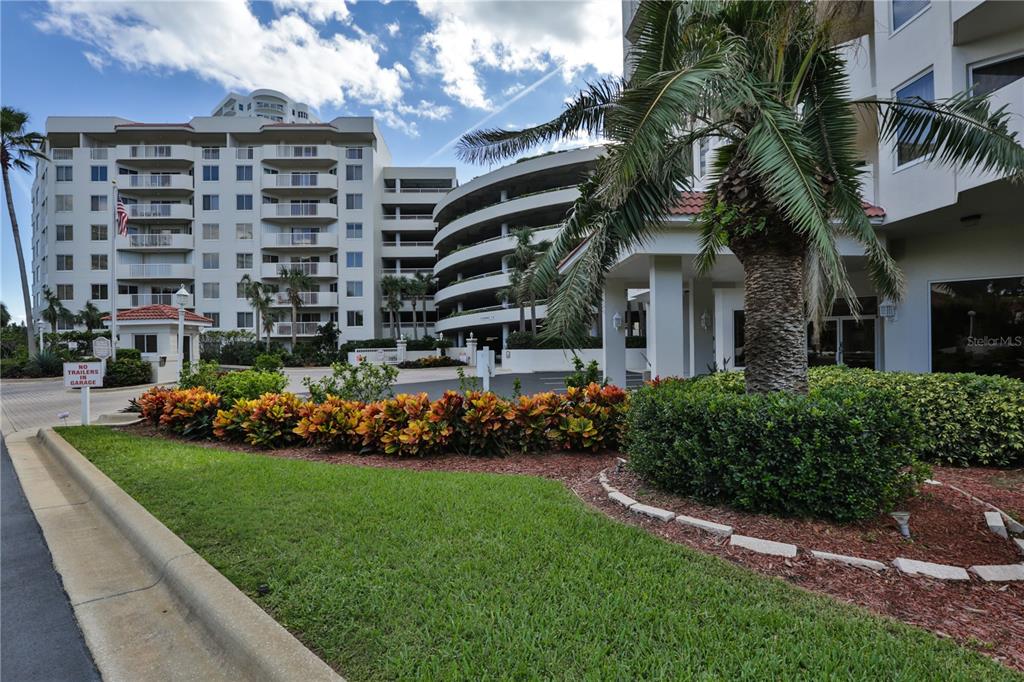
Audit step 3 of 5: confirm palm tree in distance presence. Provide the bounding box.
[260,308,277,351]
[508,228,540,333]
[40,286,72,335]
[411,271,436,340]
[278,266,314,348]
[380,275,405,338]
[240,274,273,348]
[2,106,46,355]
[457,1,1024,394]
[77,301,104,333]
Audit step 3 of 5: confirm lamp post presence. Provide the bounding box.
[175,285,189,370]
[36,319,48,353]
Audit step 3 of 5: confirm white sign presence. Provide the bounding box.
[64,362,104,388]
[92,337,112,360]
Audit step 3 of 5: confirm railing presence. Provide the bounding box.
[443,185,580,225]
[117,293,175,307]
[273,145,321,158]
[381,268,434,276]
[89,148,109,160]
[236,147,255,159]
[273,321,321,336]
[128,145,174,159]
[127,203,190,218]
[201,148,221,160]
[51,148,73,160]
[263,231,328,246]
[256,101,286,112]
[272,291,337,306]
[265,203,336,217]
[126,233,191,248]
[382,241,434,247]
[384,186,451,193]
[262,262,338,278]
[274,173,321,187]
[445,300,548,319]
[383,214,433,220]
[121,263,193,279]
[454,269,505,284]
[125,174,190,189]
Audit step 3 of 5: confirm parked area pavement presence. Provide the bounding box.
[1,437,101,682]
[1,379,153,435]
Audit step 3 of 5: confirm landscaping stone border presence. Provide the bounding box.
[598,467,1024,582]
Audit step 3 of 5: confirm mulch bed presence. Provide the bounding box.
[115,423,1024,671]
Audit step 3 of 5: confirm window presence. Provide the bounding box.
[346,280,363,297]
[346,310,364,326]
[345,147,363,160]
[892,0,929,31]
[237,312,254,328]
[90,165,108,181]
[202,223,220,240]
[202,147,220,160]
[236,253,253,269]
[56,254,73,271]
[56,195,73,212]
[56,165,73,182]
[698,138,711,178]
[133,334,158,354]
[202,282,220,298]
[971,53,1024,97]
[236,194,253,210]
[235,223,253,239]
[931,276,1023,376]
[91,284,108,300]
[895,71,934,167]
[56,224,73,241]
[56,284,74,300]
[91,254,108,270]
[90,195,108,212]
[345,164,363,181]
[236,165,253,181]
[345,251,363,267]
[202,165,220,181]
[236,282,248,298]
[345,193,362,210]
[345,222,363,239]
[91,224,107,241]
[202,194,219,211]
[202,253,220,269]
[204,312,221,327]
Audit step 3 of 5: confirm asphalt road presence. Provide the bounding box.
[1,437,101,682]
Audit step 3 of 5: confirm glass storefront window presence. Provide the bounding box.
[931,277,1024,378]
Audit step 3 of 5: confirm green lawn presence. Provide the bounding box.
[60,427,1018,681]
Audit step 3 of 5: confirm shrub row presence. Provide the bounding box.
[396,356,466,369]
[626,376,927,522]
[178,362,287,406]
[139,383,628,456]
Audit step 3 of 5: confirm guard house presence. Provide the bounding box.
[102,305,214,383]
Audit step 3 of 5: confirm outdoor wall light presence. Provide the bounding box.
[890,511,911,539]
[174,284,190,308]
[612,312,623,330]
[700,311,711,332]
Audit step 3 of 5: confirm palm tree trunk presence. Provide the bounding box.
[254,309,261,345]
[411,301,418,340]
[732,240,808,394]
[519,303,525,333]
[291,303,297,348]
[530,298,537,333]
[2,163,37,355]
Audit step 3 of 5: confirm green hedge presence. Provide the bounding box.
[626,376,926,521]
[696,367,1024,467]
[104,357,152,387]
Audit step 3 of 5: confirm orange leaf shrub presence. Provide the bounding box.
[293,397,364,449]
[461,391,516,455]
[554,384,629,451]
[138,386,174,424]
[214,392,304,448]
[512,392,567,452]
[158,388,221,438]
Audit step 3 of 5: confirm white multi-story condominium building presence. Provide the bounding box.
[30,89,455,348]
[595,0,1023,385]
[431,147,602,347]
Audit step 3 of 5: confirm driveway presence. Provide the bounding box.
[1,379,150,435]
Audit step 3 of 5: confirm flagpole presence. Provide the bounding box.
[109,179,118,361]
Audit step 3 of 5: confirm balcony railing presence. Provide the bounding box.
[236,147,255,160]
[383,214,433,220]
[272,291,338,306]
[124,174,192,190]
[381,268,434,276]
[263,203,337,218]
[272,173,325,188]
[51,148,73,160]
[263,231,331,247]
[261,262,338,278]
[273,321,321,336]
[125,233,192,249]
[273,145,322,158]
[89,148,109,160]
[384,186,451,193]
[116,293,176,307]
[120,263,193,279]
[127,145,173,159]
[126,203,192,219]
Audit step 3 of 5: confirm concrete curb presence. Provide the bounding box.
[38,428,342,681]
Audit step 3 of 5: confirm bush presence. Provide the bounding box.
[304,361,398,403]
[294,397,364,449]
[104,357,152,388]
[214,392,304,447]
[139,386,174,423]
[1,354,28,378]
[626,377,926,522]
[117,347,143,361]
[214,369,287,406]
[460,391,516,455]
[253,353,283,372]
[557,384,629,452]
[24,350,63,377]
[564,355,604,389]
[158,388,221,439]
[396,356,466,369]
[178,360,223,390]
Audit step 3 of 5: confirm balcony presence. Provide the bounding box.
[261,261,338,279]
[435,303,548,333]
[434,226,560,276]
[117,144,193,168]
[381,267,435,277]
[126,203,193,222]
[261,144,336,167]
[122,233,193,251]
[261,203,337,221]
[120,173,193,193]
[381,213,435,232]
[381,241,435,259]
[382,186,451,204]
[262,172,337,194]
[434,186,580,250]
[262,230,337,249]
[272,321,321,337]
[116,293,177,308]
[434,271,509,305]
[118,263,194,280]
[270,291,339,307]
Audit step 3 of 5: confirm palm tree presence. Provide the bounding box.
[278,266,314,348]
[77,301,104,332]
[2,107,46,356]
[411,271,436,340]
[508,228,539,333]
[40,286,72,335]
[260,308,277,351]
[380,275,405,338]
[457,1,1024,394]
[0,302,10,329]
[240,274,273,347]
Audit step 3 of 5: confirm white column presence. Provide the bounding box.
[689,277,716,375]
[602,279,627,388]
[648,256,686,378]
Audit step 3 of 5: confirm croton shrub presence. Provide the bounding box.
[137,383,628,455]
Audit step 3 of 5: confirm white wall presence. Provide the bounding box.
[502,348,648,374]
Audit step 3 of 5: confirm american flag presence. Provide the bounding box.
[116,193,129,236]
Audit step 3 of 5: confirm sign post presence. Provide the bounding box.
[64,362,104,426]
[475,346,493,392]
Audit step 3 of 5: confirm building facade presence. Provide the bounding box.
[30,90,455,349]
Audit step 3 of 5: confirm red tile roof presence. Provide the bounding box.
[669,191,885,218]
[102,305,214,324]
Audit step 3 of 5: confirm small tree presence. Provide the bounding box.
[240,274,273,347]
[40,286,72,335]
[77,301,104,332]
[412,271,436,340]
[0,302,10,329]
[278,266,314,348]
[380,275,405,338]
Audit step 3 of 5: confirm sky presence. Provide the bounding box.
[0,0,621,323]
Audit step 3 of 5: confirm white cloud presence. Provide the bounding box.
[413,0,621,110]
[398,100,452,121]
[36,0,405,110]
[385,21,400,37]
[502,82,526,97]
